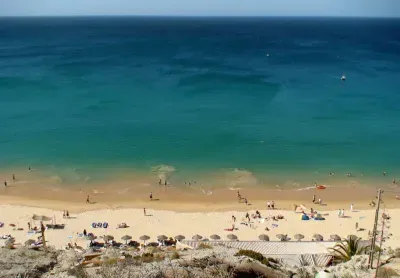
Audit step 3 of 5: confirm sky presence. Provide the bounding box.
[0,0,399,17]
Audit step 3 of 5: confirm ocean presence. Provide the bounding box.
[0,17,400,188]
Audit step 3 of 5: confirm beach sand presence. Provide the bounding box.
[0,195,399,250]
[1,169,400,250]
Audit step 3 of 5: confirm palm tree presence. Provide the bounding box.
[329,236,367,263]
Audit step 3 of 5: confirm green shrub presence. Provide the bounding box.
[235,250,270,266]
[198,243,213,249]
[169,251,180,260]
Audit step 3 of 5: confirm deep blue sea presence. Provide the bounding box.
[0,17,400,187]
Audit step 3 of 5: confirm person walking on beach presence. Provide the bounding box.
[4,180,7,187]
[267,201,270,209]
[338,209,342,217]
[237,191,242,202]
[245,212,250,222]
[149,192,153,201]
[350,204,354,212]
[12,174,15,182]
[271,201,275,210]
[244,198,248,206]
[159,179,162,185]
[318,198,322,205]
[143,208,146,216]
[232,215,236,222]
[312,194,316,203]
[86,195,90,204]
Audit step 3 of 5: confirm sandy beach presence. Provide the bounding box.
[0,197,399,250]
[1,168,400,250]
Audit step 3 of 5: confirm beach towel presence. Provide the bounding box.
[103,222,108,228]
[224,228,233,231]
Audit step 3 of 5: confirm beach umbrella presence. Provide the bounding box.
[313,234,324,241]
[157,235,168,241]
[175,235,185,241]
[121,235,132,244]
[258,234,270,241]
[140,235,150,244]
[103,235,114,242]
[294,234,305,241]
[24,239,36,246]
[32,215,52,221]
[192,234,203,241]
[276,234,287,241]
[330,234,341,241]
[210,234,220,240]
[227,234,238,241]
[147,242,159,247]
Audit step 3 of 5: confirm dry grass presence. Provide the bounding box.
[376,267,399,278]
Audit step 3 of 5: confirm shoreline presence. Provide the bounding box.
[1,185,399,213]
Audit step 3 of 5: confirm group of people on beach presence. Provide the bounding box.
[312,194,322,205]
[4,174,16,187]
[237,191,249,205]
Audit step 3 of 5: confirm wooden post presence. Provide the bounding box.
[368,189,382,269]
[375,217,386,277]
[41,221,46,249]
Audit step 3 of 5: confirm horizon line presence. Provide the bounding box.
[0,15,399,19]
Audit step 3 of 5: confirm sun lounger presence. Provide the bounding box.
[103,222,108,228]
[0,222,4,228]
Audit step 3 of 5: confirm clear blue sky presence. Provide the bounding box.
[0,0,399,17]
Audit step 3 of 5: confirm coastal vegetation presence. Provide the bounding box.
[329,237,367,263]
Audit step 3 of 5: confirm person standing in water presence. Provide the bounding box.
[86,195,90,203]
[12,174,15,182]
[4,181,7,187]
[149,192,153,201]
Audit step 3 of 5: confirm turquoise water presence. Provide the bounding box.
[1,17,400,186]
